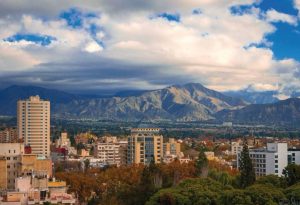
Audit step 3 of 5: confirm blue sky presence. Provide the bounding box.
[0,0,300,97]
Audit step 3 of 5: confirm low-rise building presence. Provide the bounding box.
[163,138,181,156]
[0,128,18,143]
[237,142,288,177]
[94,137,127,166]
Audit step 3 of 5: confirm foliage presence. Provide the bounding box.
[283,164,300,186]
[255,174,287,188]
[285,182,300,202]
[56,161,196,205]
[245,184,286,205]
[239,139,255,188]
[219,189,252,205]
[195,149,208,177]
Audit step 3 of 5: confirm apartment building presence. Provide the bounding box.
[237,142,288,177]
[127,128,163,165]
[55,132,71,148]
[288,148,300,164]
[163,138,181,156]
[0,128,18,143]
[231,141,243,155]
[94,136,127,166]
[17,96,50,158]
[0,143,52,190]
[0,143,25,189]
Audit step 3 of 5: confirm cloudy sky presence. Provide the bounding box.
[0,0,300,96]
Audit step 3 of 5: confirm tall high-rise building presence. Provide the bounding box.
[127,128,163,165]
[17,96,50,158]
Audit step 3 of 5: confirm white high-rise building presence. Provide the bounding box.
[238,142,288,177]
[17,96,50,158]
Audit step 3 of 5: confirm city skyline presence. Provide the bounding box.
[0,0,300,97]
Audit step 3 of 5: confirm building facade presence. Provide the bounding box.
[238,142,288,177]
[94,137,127,166]
[0,128,18,143]
[0,143,25,190]
[163,138,181,156]
[127,128,163,165]
[17,96,50,158]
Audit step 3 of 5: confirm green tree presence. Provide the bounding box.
[220,189,252,205]
[239,139,255,188]
[245,184,286,205]
[285,182,300,202]
[283,164,300,186]
[195,149,208,177]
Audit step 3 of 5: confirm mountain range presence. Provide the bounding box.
[0,84,299,126]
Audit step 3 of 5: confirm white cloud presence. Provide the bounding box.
[265,9,297,25]
[84,41,103,53]
[0,0,299,95]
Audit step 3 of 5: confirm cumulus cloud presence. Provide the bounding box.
[265,9,297,25]
[0,0,299,96]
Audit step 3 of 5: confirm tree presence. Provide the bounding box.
[239,138,255,188]
[195,148,208,177]
[283,164,300,186]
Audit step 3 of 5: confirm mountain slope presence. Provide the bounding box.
[0,85,80,115]
[55,83,247,121]
[0,83,246,121]
[215,98,300,126]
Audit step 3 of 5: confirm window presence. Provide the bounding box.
[275,160,278,163]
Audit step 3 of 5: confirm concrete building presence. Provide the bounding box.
[94,137,127,166]
[0,143,25,190]
[17,96,50,158]
[0,128,18,143]
[55,132,71,148]
[238,142,288,177]
[127,128,163,165]
[231,141,243,155]
[0,177,75,205]
[0,143,52,190]
[163,138,181,156]
[288,148,300,164]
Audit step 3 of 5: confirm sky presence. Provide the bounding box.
[0,0,300,97]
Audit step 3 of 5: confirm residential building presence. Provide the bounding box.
[0,143,24,190]
[231,141,243,155]
[288,148,300,164]
[17,96,50,158]
[0,143,52,190]
[127,128,163,165]
[55,132,71,148]
[237,142,288,177]
[163,138,181,156]
[93,137,127,166]
[0,176,75,205]
[0,128,18,143]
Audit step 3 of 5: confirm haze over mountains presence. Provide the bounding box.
[0,83,299,126]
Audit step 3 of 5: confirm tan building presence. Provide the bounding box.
[0,143,24,190]
[127,128,163,165]
[55,132,71,148]
[164,138,181,156]
[17,96,50,158]
[94,137,128,166]
[0,128,18,143]
[0,157,8,190]
[0,143,52,190]
[20,154,52,178]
